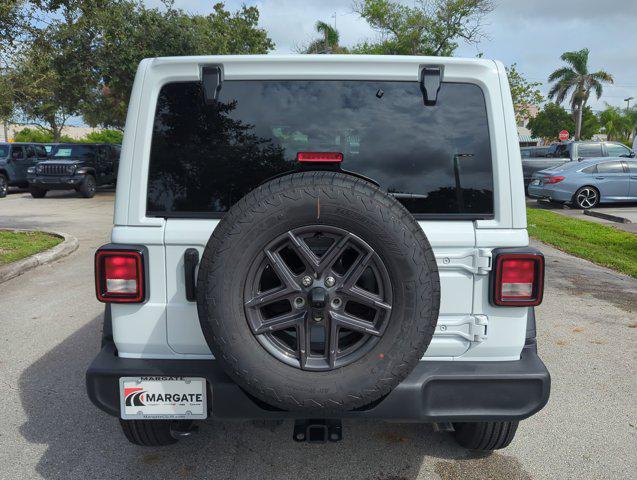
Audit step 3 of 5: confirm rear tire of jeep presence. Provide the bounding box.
[452,421,519,451]
[29,186,47,198]
[78,174,96,198]
[197,171,440,413]
[119,419,178,447]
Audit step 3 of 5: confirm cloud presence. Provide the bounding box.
[145,0,637,110]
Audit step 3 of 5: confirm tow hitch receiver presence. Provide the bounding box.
[293,419,343,443]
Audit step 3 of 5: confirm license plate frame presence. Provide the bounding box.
[119,376,207,420]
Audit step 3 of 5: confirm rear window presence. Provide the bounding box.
[147,80,494,218]
[577,143,603,158]
[0,145,9,157]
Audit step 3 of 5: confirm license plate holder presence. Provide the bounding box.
[119,376,207,420]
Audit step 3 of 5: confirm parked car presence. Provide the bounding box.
[522,140,635,191]
[27,143,120,198]
[87,55,549,451]
[528,157,637,208]
[0,142,49,197]
[520,146,551,158]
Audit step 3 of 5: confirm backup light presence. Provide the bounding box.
[95,250,145,303]
[492,253,544,306]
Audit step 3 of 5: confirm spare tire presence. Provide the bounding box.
[197,171,440,412]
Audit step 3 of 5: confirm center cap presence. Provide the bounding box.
[309,286,328,309]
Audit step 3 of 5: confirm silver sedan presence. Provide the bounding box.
[527,157,637,209]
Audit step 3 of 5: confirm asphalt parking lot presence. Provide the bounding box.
[1,190,636,480]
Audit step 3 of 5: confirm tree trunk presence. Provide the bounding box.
[575,102,584,140]
[2,121,7,142]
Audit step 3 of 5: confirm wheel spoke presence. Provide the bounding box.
[341,286,391,312]
[244,287,292,308]
[265,249,302,292]
[340,249,374,290]
[330,310,381,336]
[286,231,320,272]
[253,310,305,335]
[316,233,352,274]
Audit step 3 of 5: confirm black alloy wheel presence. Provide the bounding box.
[244,225,392,371]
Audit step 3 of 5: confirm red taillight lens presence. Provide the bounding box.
[95,250,144,303]
[493,253,544,306]
[297,152,343,163]
[543,175,565,184]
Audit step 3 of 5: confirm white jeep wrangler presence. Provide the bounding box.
[87,55,550,450]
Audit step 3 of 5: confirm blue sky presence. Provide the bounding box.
[143,0,637,113]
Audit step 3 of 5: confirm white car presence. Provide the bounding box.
[86,55,550,450]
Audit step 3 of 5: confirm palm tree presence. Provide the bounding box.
[304,21,347,54]
[548,48,613,140]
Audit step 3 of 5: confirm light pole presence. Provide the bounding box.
[625,96,634,111]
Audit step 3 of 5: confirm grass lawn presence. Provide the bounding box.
[527,208,637,278]
[0,230,63,266]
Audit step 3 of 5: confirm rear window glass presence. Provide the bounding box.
[147,80,494,218]
[0,145,9,157]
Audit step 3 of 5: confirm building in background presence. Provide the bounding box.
[517,104,540,147]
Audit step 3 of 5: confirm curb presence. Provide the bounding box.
[0,229,79,284]
[583,210,632,224]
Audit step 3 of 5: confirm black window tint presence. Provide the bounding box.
[35,146,47,157]
[596,161,624,173]
[147,81,493,217]
[577,143,603,157]
[12,146,24,158]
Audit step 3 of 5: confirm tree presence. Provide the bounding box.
[84,1,274,129]
[13,127,74,143]
[548,48,613,140]
[83,129,124,144]
[352,0,493,55]
[598,105,635,142]
[506,63,544,125]
[303,21,348,54]
[527,103,574,141]
[0,68,16,141]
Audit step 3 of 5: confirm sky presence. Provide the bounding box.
[144,0,637,113]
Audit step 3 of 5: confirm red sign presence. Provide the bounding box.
[559,130,569,141]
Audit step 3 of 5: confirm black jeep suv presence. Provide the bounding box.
[0,143,49,198]
[28,143,120,198]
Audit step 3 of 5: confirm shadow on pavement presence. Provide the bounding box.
[19,314,531,480]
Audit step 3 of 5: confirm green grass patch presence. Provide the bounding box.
[527,208,637,278]
[0,230,63,266]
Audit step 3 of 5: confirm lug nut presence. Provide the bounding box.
[324,276,335,287]
[331,298,342,309]
[302,275,313,287]
[294,297,305,308]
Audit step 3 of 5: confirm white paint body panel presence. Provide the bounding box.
[109,55,530,361]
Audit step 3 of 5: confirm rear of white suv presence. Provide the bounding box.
[87,55,549,450]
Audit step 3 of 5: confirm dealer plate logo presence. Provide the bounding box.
[119,377,207,420]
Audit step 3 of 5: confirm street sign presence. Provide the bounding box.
[559,130,569,141]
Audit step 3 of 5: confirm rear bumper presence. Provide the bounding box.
[86,341,550,422]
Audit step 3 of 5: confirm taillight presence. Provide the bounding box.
[95,248,145,303]
[492,252,544,306]
[543,175,565,184]
[297,152,343,163]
